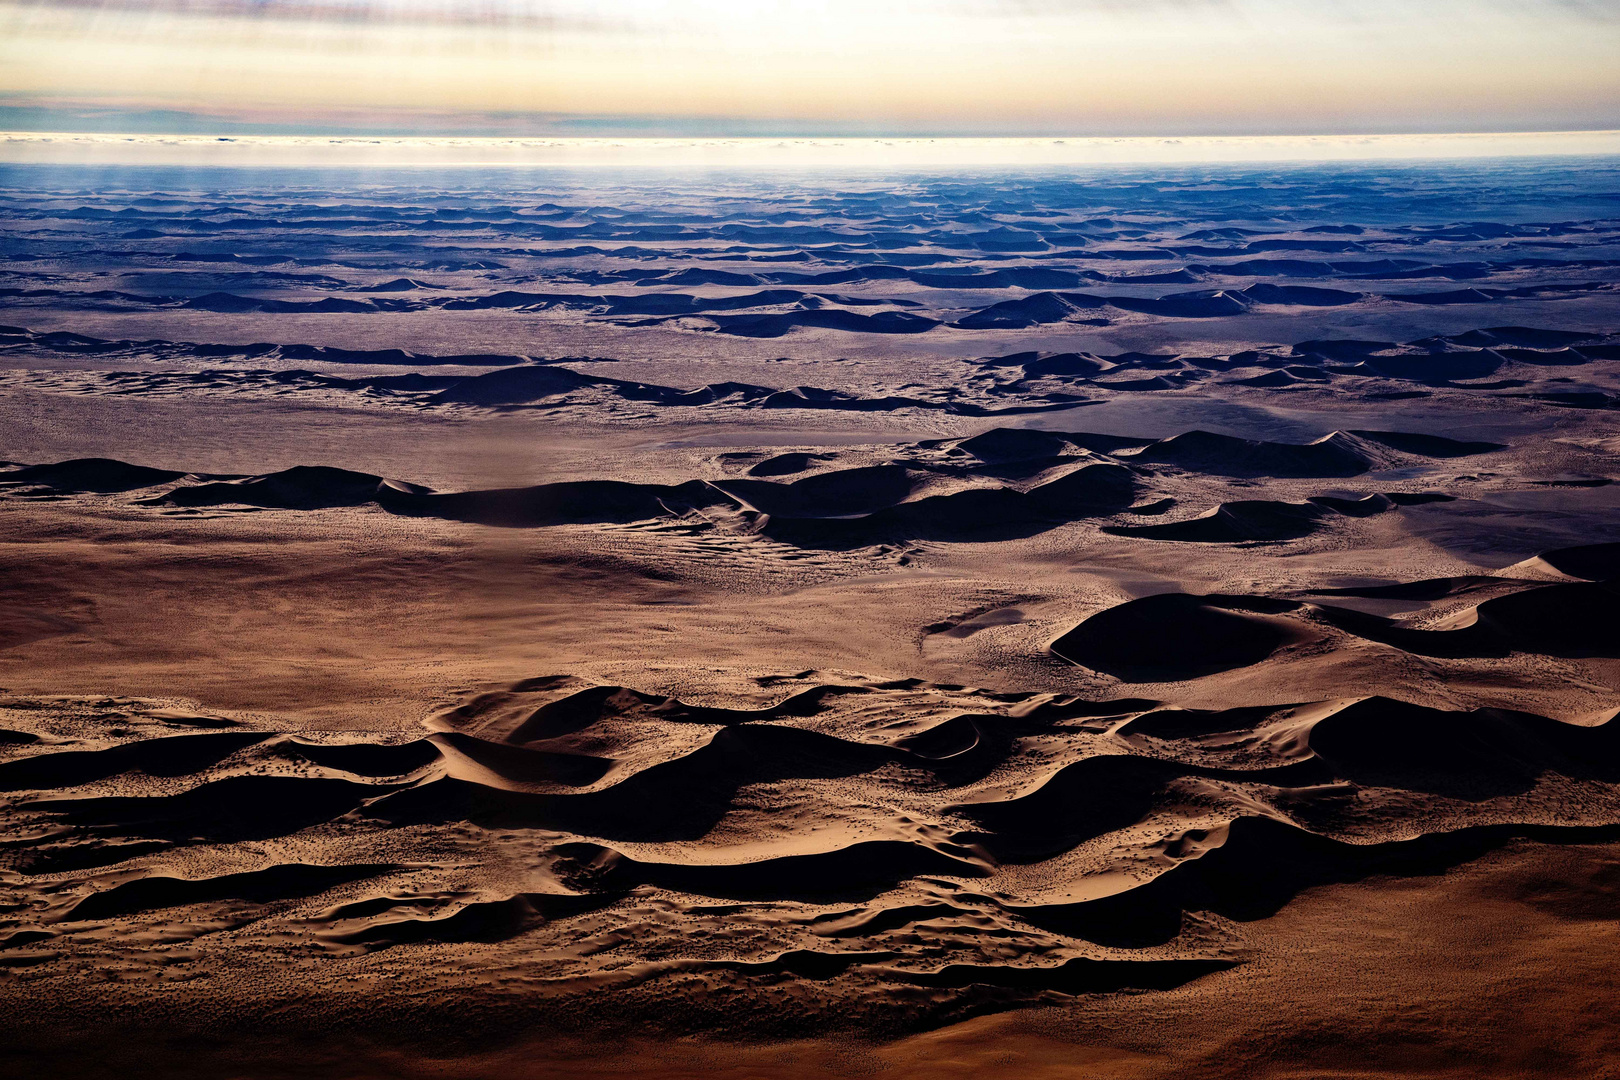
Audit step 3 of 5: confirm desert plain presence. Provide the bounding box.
[2,157,1620,1077]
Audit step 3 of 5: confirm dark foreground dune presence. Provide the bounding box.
[4,158,1620,1078]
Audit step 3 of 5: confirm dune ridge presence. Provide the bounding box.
[0,424,1504,547]
[1052,542,1620,680]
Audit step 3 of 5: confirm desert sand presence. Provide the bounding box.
[3,157,1620,1077]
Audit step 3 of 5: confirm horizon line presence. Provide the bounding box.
[5,129,1620,168]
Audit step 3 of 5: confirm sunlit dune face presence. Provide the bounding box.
[0,0,1617,135]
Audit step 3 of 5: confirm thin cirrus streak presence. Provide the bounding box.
[0,0,608,26]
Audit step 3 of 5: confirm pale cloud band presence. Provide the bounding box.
[7,130,1620,168]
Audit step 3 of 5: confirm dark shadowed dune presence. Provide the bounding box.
[1055,551,1620,671]
[1050,593,1311,681]
[1306,697,1620,797]
[429,366,601,404]
[1112,702,1301,740]
[1121,428,1496,478]
[550,839,991,902]
[1053,556,1620,674]
[954,753,1326,863]
[1104,501,1333,543]
[279,737,445,778]
[952,292,1105,329]
[1291,338,1395,361]
[0,732,267,791]
[1366,351,1508,382]
[1305,575,1502,601]
[1127,430,1373,478]
[889,956,1237,995]
[368,717,1015,843]
[430,731,613,787]
[756,463,1137,546]
[1310,492,1455,514]
[1229,369,1308,388]
[321,891,618,951]
[1315,581,1620,659]
[437,678,887,745]
[1534,542,1620,581]
[363,730,882,842]
[1240,283,1363,306]
[953,427,1081,462]
[62,863,399,922]
[1103,493,1452,542]
[1014,816,1620,948]
[30,774,396,842]
[356,278,436,292]
[746,452,833,476]
[715,465,917,519]
[150,466,428,510]
[384,479,734,527]
[891,714,1018,781]
[1023,352,1114,378]
[972,350,1112,380]
[0,459,189,493]
[704,309,942,337]
[954,427,1149,461]
[1348,430,1505,457]
[1455,326,1601,348]
[1107,289,1253,318]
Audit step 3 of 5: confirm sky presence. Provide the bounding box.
[0,0,1617,139]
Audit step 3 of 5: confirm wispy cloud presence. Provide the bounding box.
[2,0,613,28]
[6,0,1617,33]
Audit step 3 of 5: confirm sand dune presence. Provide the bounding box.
[0,458,191,493]
[1011,815,1620,948]
[1050,593,1313,680]
[6,666,1620,1045]
[1104,500,1339,542]
[1104,493,1454,542]
[63,862,400,922]
[1315,581,1620,659]
[1307,696,1620,795]
[152,466,432,510]
[1052,542,1620,679]
[1123,428,1499,477]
